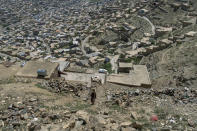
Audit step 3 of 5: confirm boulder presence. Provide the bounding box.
[97,116,107,125]
[120,121,132,127]
[185,31,197,37]
[63,120,75,129]
[75,119,85,128]
[28,122,41,131]
[130,111,139,120]
[49,114,60,120]
[76,110,89,123]
[159,39,173,45]
[132,122,143,130]
[89,56,98,65]
[121,127,137,131]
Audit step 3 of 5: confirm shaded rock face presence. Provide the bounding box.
[41,79,86,95]
[141,39,197,89]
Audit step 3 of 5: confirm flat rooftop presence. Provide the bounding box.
[61,72,106,87]
[15,61,59,79]
[119,62,133,68]
[107,65,151,87]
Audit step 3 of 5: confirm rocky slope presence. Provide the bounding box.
[141,30,197,89]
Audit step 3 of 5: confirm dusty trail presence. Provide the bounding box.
[110,55,119,74]
[81,35,92,56]
[137,15,155,35]
[89,84,106,111]
[95,85,106,105]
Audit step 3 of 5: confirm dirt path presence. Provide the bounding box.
[81,35,92,56]
[96,85,106,105]
[89,85,106,111]
[110,55,119,73]
[160,48,170,64]
[137,16,155,35]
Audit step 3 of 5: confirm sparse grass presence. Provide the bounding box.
[143,121,153,129]
[50,105,65,111]
[65,102,72,108]
[73,102,91,111]
[0,103,10,111]
[35,83,46,89]
[1,124,28,131]
[17,78,32,83]
[154,106,169,119]
[65,101,91,111]
[86,108,98,115]
[108,104,127,114]
[108,111,113,115]
[137,116,148,123]
[153,105,189,130]
[0,77,16,84]
[139,108,146,114]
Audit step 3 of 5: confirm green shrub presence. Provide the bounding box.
[100,63,112,73]
[131,57,142,64]
[35,83,45,89]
